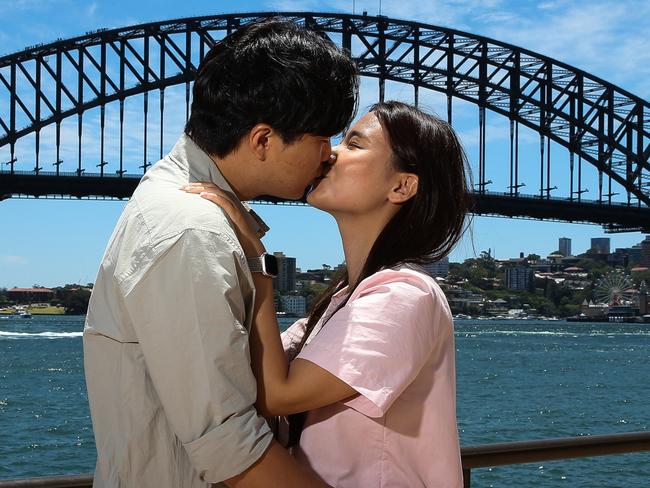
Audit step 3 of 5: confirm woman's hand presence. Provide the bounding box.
[181,182,265,257]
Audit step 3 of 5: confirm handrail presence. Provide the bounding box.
[460,431,650,487]
[1,431,648,488]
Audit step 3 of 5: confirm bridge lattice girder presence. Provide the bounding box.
[0,12,649,208]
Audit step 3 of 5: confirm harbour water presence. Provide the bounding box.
[1,315,648,486]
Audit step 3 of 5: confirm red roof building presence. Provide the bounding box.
[8,287,55,303]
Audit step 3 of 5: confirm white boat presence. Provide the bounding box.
[14,307,32,319]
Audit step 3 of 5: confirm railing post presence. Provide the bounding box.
[463,468,471,488]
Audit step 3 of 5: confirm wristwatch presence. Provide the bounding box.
[247,252,279,277]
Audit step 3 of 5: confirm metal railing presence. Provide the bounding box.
[460,431,650,487]
[0,431,648,488]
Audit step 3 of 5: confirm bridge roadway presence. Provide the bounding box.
[2,171,648,233]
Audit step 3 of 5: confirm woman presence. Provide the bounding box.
[184,101,471,487]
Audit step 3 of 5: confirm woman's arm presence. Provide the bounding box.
[182,183,356,416]
[249,272,357,416]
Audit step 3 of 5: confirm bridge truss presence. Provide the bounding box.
[0,12,649,231]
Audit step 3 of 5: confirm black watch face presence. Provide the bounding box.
[263,254,279,276]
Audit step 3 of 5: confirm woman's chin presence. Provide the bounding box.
[306,188,331,211]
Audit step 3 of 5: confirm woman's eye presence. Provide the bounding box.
[347,141,359,149]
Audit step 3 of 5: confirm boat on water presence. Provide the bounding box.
[7,306,33,318]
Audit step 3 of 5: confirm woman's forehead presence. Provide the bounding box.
[348,112,383,140]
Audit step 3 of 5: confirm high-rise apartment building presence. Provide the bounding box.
[590,238,611,254]
[559,237,571,257]
[272,252,296,293]
[505,266,534,292]
[641,236,650,267]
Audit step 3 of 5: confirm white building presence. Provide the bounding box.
[281,294,307,317]
[421,256,449,277]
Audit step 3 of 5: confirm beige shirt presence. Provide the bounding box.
[83,134,273,488]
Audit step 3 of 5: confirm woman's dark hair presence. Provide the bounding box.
[288,100,473,445]
[185,18,359,158]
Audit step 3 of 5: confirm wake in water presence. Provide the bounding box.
[0,331,83,339]
[456,329,650,337]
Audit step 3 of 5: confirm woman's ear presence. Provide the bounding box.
[388,173,419,204]
[248,123,273,161]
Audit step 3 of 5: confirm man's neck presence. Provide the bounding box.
[208,151,259,202]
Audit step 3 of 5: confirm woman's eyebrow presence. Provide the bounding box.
[345,130,367,142]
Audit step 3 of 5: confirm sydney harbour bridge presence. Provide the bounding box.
[1,12,649,233]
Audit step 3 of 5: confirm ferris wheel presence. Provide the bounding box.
[594,270,635,306]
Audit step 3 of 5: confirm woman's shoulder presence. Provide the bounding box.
[351,265,451,318]
[355,264,441,296]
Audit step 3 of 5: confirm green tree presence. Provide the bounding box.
[62,288,92,315]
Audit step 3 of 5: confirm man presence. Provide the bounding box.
[83,19,358,487]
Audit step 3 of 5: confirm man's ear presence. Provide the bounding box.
[388,173,419,204]
[248,123,274,161]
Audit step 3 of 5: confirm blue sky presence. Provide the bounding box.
[1,0,649,288]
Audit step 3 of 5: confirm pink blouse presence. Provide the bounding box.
[281,266,463,487]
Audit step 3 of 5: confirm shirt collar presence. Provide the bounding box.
[169,133,270,238]
[332,284,350,300]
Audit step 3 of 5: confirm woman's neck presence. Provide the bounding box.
[336,211,391,287]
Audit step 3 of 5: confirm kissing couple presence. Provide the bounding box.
[84,18,470,488]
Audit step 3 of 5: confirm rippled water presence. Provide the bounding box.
[1,316,648,486]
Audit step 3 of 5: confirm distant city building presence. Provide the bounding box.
[607,249,629,267]
[505,266,534,292]
[8,287,55,304]
[281,294,307,317]
[559,237,571,257]
[590,237,611,254]
[628,244,643,265]
[299,268,330,284]
[273,252,296,293]
[421,256,449,278]
[580,299,609,319]
[641,236,650,267]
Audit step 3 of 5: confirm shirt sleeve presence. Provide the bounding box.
[296,269,448,418]
[281,318,308,361]
[121,229,272,483]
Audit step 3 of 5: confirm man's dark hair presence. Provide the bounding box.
[185,18,359,157]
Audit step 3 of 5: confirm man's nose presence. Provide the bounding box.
[328,145,341,163]
[321,140,332,162]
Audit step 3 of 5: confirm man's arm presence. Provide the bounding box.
[121,229,326,485]
[225,440,329,488]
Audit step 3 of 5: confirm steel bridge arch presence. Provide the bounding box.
[1,11,649,209]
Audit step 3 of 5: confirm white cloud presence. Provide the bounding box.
[1,255,28,265]
[87,2,98,17]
